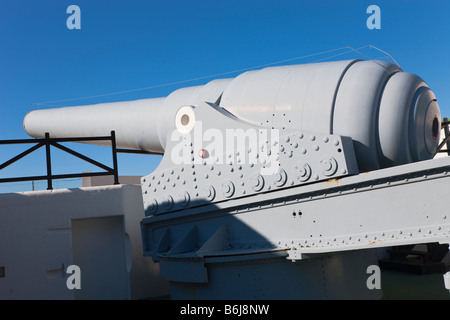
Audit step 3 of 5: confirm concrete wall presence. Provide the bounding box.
[81,175,141,187]
[0,184,169,300]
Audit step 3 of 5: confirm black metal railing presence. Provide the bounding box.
[0,131,119,190]
[436,118,450,156]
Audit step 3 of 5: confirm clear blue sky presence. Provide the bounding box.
[0,0,449,182]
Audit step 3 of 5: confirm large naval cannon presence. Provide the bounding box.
[24,60,449,299]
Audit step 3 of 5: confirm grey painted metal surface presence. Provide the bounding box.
[445,272,450,291]
[168,249,381,299]
[23,60,448,299]
[141,101,359,216]
[23,79,232,154]
[140,156,450,298]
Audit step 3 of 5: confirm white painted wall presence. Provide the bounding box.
[0,184,169,300]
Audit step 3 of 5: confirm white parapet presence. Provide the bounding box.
[0,184,169,300]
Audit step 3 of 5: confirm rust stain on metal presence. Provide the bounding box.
[325,178,341,186]
[369,240,383,245]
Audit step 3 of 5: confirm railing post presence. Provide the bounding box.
[444,118,450,156]
[45,132,53,190]
[111,130,119,185]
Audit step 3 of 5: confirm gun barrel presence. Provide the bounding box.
[24,60,441,171]
[24,78,233,154]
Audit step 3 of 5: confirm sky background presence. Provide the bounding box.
[0,0,449,190]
